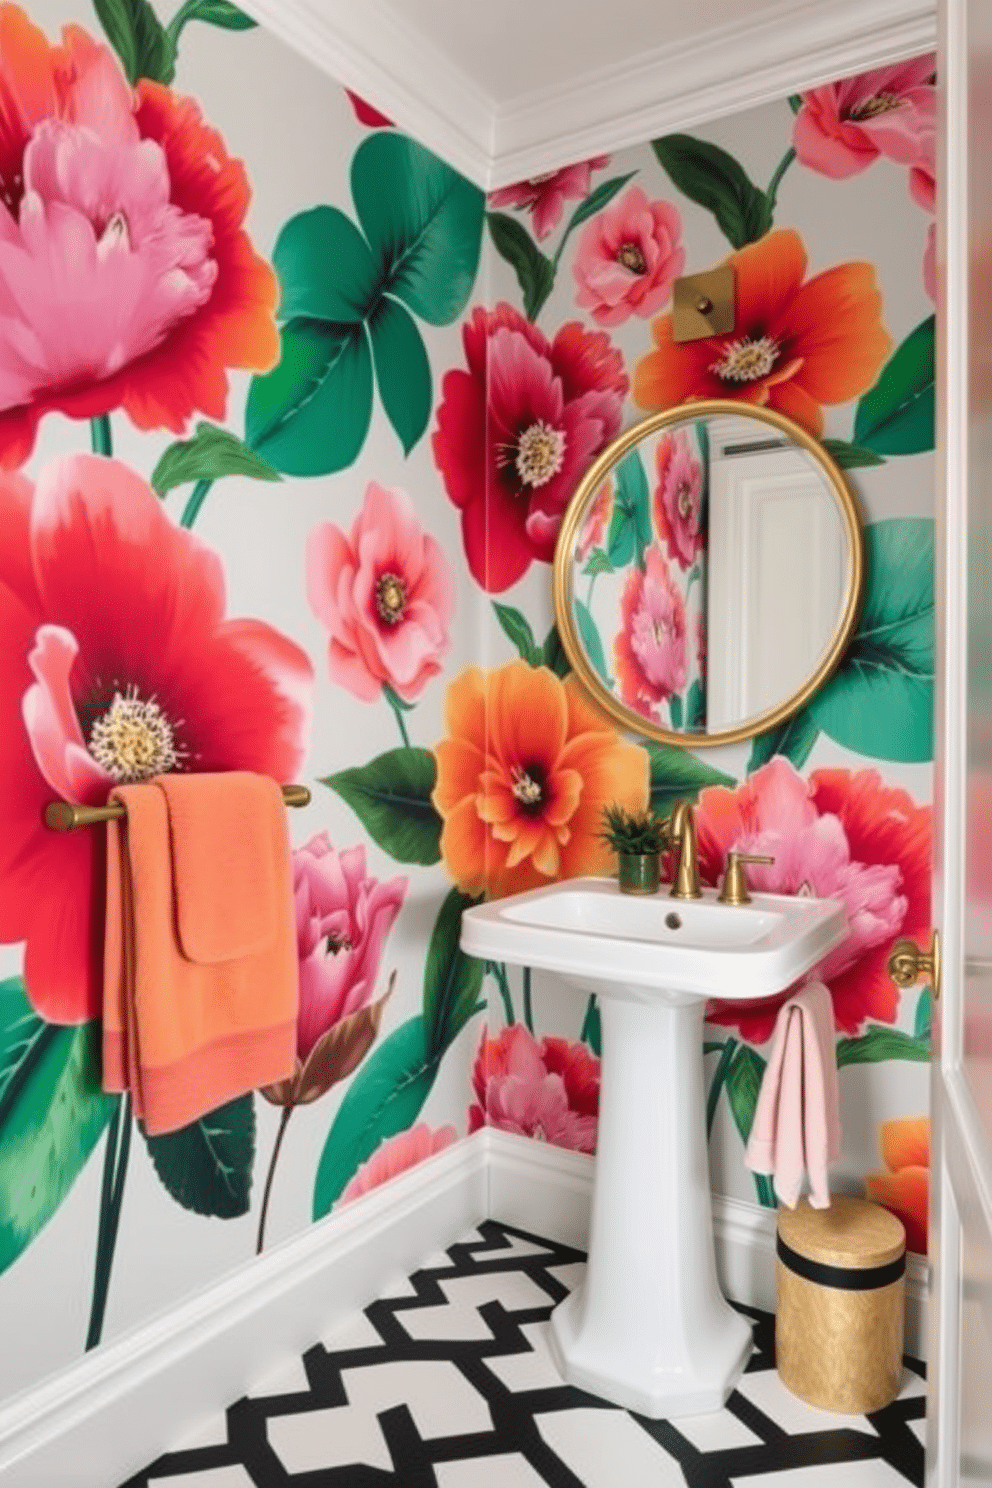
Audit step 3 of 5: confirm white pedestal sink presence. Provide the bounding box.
[461,877,847,1419]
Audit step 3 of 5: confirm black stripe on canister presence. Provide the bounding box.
[777,1234,906,1291]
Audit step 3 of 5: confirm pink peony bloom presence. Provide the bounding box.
[468,1024,599,1152]
[306,481,455,704]
[339,1122,458,1204]
[572,185,684,327]
[695,757,932,1042]
[793,57,936,185]
[0,454,312,1024]
[292,831,406,1062]
[613,547,688,721]
[489,156,611,240]
[653,430,705,570]
[433,303,627,592]
[577,478,613,562]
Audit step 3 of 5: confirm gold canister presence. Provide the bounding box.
[776,1196,907,1414]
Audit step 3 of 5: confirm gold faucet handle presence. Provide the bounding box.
[718,851,775,905]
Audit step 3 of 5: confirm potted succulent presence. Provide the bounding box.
[600,804,666,894]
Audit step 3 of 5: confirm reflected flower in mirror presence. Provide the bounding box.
[613,546,688,722]
[652,429,705,570]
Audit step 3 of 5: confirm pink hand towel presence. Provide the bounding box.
[745,980,840,1208]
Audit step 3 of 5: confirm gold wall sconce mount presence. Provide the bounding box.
[672,264,736,343]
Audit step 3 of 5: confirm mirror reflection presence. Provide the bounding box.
[552,401,863,748]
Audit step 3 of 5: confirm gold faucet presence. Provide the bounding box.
[663,800,702,900]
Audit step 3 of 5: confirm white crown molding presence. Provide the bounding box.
[234,0,935,190]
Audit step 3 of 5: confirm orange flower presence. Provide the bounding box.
[633,228,892,436]
[864,1115,929,1255]
[433,661,649,899]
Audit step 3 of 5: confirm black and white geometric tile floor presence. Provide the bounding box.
[121,1220,926,1488]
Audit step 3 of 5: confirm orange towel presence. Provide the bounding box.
[102,772,299,1135]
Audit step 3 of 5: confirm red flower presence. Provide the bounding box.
[468,1024,599,1152]
[0,6,279,467]
[489,157,611,241]
[695,758,931,1042]
[433,303,627,591]
[0,454,313,1024]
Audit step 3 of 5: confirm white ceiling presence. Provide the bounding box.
[237,0,936,188]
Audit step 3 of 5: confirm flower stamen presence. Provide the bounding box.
[846,92,904,121]
[87,687,185,782]
[617,241,647,274]
[375,572,407,625]
[710,334,780,383]
[511,765,544,809]
[514,420,566,488]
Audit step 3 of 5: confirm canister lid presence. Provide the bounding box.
[778,1195,906,1270]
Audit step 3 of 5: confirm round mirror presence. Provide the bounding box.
[552,400,863,748]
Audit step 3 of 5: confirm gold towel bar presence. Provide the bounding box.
[44,784,311,832]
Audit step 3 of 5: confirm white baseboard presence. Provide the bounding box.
[0,1129,928,1486]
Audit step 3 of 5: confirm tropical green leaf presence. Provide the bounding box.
[486,212,556,321]
[151,422,281,497]
[271,207,379,324]
[646,742,735,816]
[322,748,442,865]
[312,1015,440,1217]
[669,693,684,730]
[836,1026,932,1066]
[576,598,612,686]
[93,0,173,83]
[143,1094,254,1217]
[423,889,485,1058]
[685,679,706,731]
[354,135,484,325]
[493,603,542,665]
[368,297,432,455]
[746,708,821,773]
[724,1044,767,1146]
[914,987,933,1044]
[582,996,602,1057]
[0,980,114,1274]
[541,623,571,678]
[245,319,373,476]
[561,172,638,235]
[854,315,936,455]
[810,518,934,762]
[610,450,653,569]
[821,438,887,470]
[652,134,770,248]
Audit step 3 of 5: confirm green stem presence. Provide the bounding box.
[181,478,214,529]
[754,1171,777,1209]
[387,693,411,748]
[85,1096,132,1351]
[256,1105,293,1255]
[164,0,200,48]
[705,1037,738,1138]
[522,967,534,1035]
[90,416,113,458]
[487,960,515,1025]
[765,146,797,214]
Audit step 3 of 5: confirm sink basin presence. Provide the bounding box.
[460,875,848,1419]
[461,876,847,1001]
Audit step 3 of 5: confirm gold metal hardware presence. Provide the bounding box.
[672,265,735,343]
[663,800,702,900]
[717,851,775,905]
[44,783,311,831]
[888,931,941,1000]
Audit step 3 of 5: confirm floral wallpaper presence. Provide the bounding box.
[0,0,935,1403]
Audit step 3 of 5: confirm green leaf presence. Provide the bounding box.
[368,297,432,455]
[94,0,174,83]
[853,315,935,455]
[821,438,887,470]
[423,889,485,1058]
[486,212,556,321]
[685,678,706,731]
[312,1015,440,1217]
[151,422,281,497]
[354,135,485,325]
[836,1026,932,1066]
[272,207,379,324]
[0,979,115,1274]
[541,623,571,679]
[725,1044,766,1146]
[914,987,933,1044]
[669,693,684,729]
[646,742,735,816]
[652,134,770,248]
[143,1094,254,1217]
[246,318,373,476]
[493,603,542,665]
[746,708,820,773]
[583,550,615,578]
[172,0,257,31]
[610,450,653,569]
[322,748,442,865]
[576,598,612,686]
[810,518,934,762]
[788,93,804,115]
[561,171,638,235]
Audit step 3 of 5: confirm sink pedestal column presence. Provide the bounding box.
[548,991,753,1417]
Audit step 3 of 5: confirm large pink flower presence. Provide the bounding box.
[433,303,627,592]
[793,57,936,186]
[339,1123,458,1205]
[306,481,455,704]
[0,5,279,467]
[573,185,684,327]
[653,430,704,570]
[0,454,313,1025]
[696,758,932,1042]
[291,831,406,1062]
[489,156,611,240]
[613,547,688,721]
[468,1024,599,1153]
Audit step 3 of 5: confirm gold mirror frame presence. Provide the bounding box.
[552,400,864,749]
